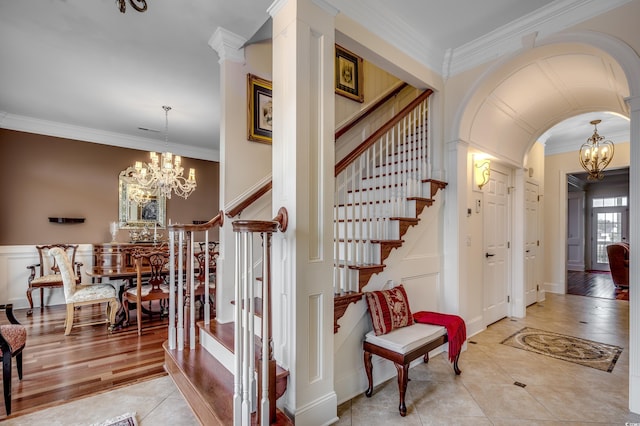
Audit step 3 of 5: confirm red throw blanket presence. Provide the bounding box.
[413,311,466,363]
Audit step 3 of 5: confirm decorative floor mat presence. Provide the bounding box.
[501,327,622,372]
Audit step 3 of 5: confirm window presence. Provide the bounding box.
[592,196,627,208]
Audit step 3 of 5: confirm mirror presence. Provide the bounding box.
[118,167,166,229]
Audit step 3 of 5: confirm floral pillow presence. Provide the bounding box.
[364,284,414,335]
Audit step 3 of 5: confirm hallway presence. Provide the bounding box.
[337,293,638,425]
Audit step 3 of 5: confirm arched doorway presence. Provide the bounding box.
[448,30,640,412]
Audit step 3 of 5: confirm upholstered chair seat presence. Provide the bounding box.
[49,248,119,336]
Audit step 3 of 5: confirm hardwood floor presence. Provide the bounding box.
[567,270,629,300]
[1,303,168,420]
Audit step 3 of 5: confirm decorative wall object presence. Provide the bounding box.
[247,74,273,144]
[335,44,364,102]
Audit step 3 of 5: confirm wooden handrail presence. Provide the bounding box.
[167,210,224,232]
[225,181,272,218]
[335,89,433,176]
[335,82,409,140]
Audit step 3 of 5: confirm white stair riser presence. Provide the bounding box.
[335,242,382,264]
[336,220,400,240]
[335,200,418,220]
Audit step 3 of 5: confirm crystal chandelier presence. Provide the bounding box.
[133,106,197,199]
[578,119,615,181]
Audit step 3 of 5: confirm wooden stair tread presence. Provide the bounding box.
[198,320,290,383]
[164,341,292,425]
[164,341,233,425]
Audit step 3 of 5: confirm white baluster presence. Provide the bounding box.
[233,231,242,426]
[168,230,176,350]
[177,231,184,351]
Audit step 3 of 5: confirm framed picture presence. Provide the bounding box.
[335,44,364,102]
[247,73,273,144]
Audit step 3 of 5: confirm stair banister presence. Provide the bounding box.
[232,207,288,426]
[167,211,224,350]
[335,89,433,176]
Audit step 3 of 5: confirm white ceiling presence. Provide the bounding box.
[0,0,632,161]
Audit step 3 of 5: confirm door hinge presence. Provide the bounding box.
[537,195,541,202]
[537,240,540,246]
[537,284,539,291]
[507,295,510,303]
[507,241,510,249]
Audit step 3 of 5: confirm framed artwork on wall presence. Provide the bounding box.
[335,44,364,102]
[247,73,273,144]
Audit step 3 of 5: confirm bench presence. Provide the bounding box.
[363,322,461,416]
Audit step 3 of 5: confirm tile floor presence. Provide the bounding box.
[6,293,640,425]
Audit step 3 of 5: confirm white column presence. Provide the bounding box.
[270,0,338,424]
[442,140,467,315]
[208,28,247,324]
[628,94,640,414]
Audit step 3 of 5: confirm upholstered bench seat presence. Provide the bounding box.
[365,323,446,354]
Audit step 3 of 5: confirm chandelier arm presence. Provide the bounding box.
[129,0,148,12]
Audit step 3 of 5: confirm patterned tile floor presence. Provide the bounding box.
[6,293,640,425]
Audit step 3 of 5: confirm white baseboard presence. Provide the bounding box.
[543,281,565,294]
[291,390,338,426]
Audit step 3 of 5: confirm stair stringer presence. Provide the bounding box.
[333,196,447,405]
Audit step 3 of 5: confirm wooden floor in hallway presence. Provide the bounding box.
[567,270,628,300]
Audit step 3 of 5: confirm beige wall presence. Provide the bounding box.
[0,129,219,246]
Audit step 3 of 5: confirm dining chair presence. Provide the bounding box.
[26,244,82,316]
[193,248,218,317]
[124,249,172,336]
[48,248,119,336]
[0,304,26,415]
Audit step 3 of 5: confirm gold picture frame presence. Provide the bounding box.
[247,73,273,144]
[335,44,364,102]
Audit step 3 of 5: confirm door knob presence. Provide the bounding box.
[485,253,495,258]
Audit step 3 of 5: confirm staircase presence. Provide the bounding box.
[163,87,445,424]
[332,89,446,332]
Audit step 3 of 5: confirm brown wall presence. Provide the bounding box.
[0,129,219,245]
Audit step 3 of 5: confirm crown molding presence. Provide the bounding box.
[446,0,633,78]
[209,27,247,64]
[0,112,219,162]
[332,0,444,73]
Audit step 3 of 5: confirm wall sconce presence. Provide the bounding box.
[474,158,491,190]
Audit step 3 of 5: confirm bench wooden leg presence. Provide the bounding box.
[364,350,373,397]
[394,362,409,416]
[453,352,462,375]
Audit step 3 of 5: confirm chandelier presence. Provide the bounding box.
[133,106,197,199]
[117,0,147,13]
[578,119,615,181]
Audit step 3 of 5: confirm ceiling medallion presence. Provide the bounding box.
[117,0,148,14]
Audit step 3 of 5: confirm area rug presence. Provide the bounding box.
[616,287,629,301]
[501,327,623,372]
[90,412,138,426]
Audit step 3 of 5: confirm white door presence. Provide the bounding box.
[483,165,510,326]
[567,191,585,271]
[591,206,628,271]
[525,181,539,306]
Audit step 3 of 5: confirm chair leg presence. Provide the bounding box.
[107,299,118,328]
[26,288,34,316]
[65,304,75,336]
[39,288,44,312]
[16,352,22,381]
[2,354,11,415]
[137,302,142,336]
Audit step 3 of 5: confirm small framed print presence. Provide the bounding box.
[247,73,273,144]
[335,44,364,103]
